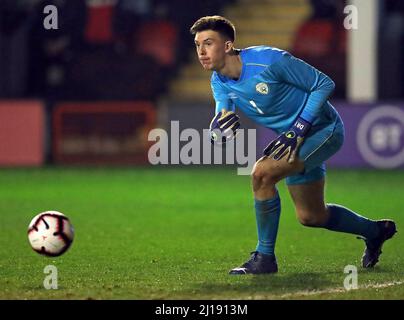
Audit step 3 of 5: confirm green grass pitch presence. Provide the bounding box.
[0,167,403,299]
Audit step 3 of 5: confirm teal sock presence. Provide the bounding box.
[325,204,380,239]
[254,193,281,256]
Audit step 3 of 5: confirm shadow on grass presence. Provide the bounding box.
[184,271,337,299]
[181,265,402,299]
[360,266,397,274]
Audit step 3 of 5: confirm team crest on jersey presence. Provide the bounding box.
[256,82,269,95]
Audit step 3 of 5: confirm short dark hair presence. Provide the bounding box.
[190,16,236,42]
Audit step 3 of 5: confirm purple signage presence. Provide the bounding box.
[257,103,404,169]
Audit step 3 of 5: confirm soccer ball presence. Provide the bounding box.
[28,211,74,257]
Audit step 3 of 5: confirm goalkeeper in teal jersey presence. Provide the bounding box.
[190,16,397,274]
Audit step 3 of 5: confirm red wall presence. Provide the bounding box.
[53,101,156,165]
[0,101,45,166]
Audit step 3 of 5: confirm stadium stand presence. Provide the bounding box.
[291,18,347,98]
[1,0,403,101]
[0,0,235,101]
[379,0,404,99]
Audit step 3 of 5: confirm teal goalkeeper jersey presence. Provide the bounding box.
[211,45,340,134]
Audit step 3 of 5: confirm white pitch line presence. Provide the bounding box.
[277,280,404,299]
[232,280,404,300]
[218,280,404,300]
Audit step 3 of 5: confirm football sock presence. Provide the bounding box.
[324,204,380,240]
[254,192,281,256]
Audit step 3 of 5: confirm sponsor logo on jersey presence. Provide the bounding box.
[228,92,238,99]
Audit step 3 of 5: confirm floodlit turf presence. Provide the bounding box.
[0,167,403,299]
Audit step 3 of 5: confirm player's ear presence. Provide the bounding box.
[224,41,233,53]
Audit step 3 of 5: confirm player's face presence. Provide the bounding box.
[194,30,229,71]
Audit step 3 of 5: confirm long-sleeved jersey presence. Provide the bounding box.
[211,45,340,135]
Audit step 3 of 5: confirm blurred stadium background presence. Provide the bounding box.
[1,0,404,299]
[0,0,404,168]
[0,0,403,168]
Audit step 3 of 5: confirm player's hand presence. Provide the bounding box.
[263,131,304,162]
[263,117,311,162]
[209,110,240,144]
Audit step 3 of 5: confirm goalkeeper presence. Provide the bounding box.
[190,16,397,275]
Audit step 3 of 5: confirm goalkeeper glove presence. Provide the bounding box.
[209,110,240,144]
[263,117,311,162]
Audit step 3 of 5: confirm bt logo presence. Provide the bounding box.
[357,106,404,168]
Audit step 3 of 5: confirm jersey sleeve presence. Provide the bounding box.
[263,52,335,123]
[211,80,235,114]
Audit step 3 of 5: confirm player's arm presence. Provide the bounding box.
[263,53,335,162]
[209,80,240,144]
[267,52,335,121]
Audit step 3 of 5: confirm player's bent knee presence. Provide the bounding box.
[297,214,326,227]
[252,166,277,190]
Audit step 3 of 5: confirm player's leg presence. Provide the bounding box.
[287,178,329,227]
[251,155,304,255]
[287,168,397,268]
[229,155,304,275]
[286,115,397,268]
[288,176,382,235]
